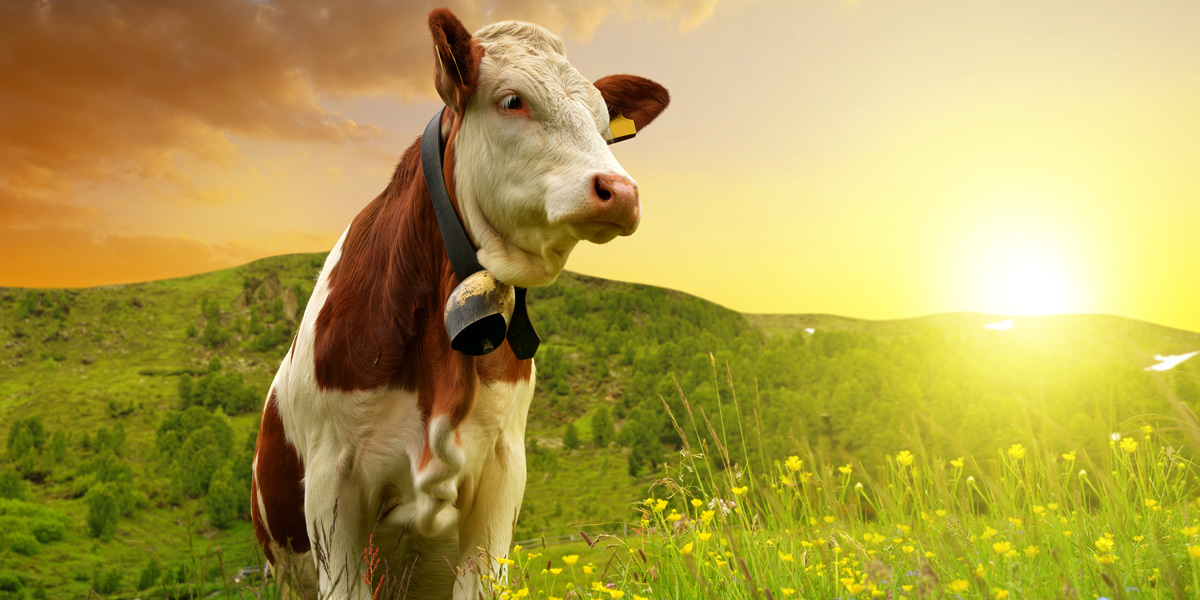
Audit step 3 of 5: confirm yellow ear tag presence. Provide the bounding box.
[608,114,637,144]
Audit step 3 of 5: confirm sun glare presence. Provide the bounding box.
[976,244,1080,316]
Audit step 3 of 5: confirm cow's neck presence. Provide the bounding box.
[313,130,531,415]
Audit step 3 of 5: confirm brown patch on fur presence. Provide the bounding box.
[313,114,481,430]
[252,389,310,558]
[593,75,671,132]
[289,334,297,361]
[478,343,533,385]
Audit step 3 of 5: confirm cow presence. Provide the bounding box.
[250,8,669,600]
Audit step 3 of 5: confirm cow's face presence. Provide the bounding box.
[430,11,669,288]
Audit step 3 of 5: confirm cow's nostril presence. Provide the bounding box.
[594,177,612,202]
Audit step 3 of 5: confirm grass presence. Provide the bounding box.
[4,254,1198,597]
[466,371,1200,600]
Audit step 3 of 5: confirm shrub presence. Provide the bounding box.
[0,572,21,592]
[28,517,65,543]
[563,422,580,451]
[137,558,162,590]
[93,567,121,595]
[6,530,39,556]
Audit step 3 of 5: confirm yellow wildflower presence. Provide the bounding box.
[1008,444,1026,460]
[779,552,794,563]
[994,589,1010,600]
[1189,545,1200,559]
[1095,537,1114,553]
[562,555,579,566]
[1008,518,1023,527]
[982,527,998,539]
[948,580,969,593]
[1033,505,1046,515]
[667,511,682,522]
[975,563,985,578]
[610,591,625,599]
[842,579,866,594]
[691,498,703,508]
[550,568,562,575]
[701,510,715,524]
[902,545,914,554]
[1062,451,1076,462]
[653,499,668,512]
[681,542,694,556]
[1121,437,1138,453]
[838,463,853,474]
[824,515,836,524]
[951,457,964,468]
[993,541,1011,554]
[1095,553,1116,565]
[896,450,914,467]
[1183,526,1200,537]
[1024,546,1040,557]
[732,486,748,496]
[515,589,529,598]
[634,596,649,600]
[785,455,803,472]
[698,532,712,542]
[1146,499,1158,508]
[781,589,795,597]
[1048,503,1059,511]
[1004,549,1019,559]
[583,564,594,575]
[935,509,947,518]
[1134,536,1145,542]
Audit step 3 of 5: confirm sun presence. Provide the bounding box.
[979,244,1079,316]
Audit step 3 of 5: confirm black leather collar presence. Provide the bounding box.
[421,108,540,360]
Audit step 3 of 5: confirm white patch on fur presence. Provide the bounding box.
[453,21,635,288]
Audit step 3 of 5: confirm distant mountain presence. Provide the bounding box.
[2,253,1198,596]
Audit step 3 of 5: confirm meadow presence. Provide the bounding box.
[1,254,1198,598]
[475,380,1200,600]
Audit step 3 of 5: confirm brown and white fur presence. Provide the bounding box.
[250,9,669,600]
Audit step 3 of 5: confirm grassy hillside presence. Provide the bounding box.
[1,253,1198,598]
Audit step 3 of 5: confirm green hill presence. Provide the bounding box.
[1,253,1198,598]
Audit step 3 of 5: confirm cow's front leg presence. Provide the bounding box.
[304,444,371,600]
[454,429,529,600]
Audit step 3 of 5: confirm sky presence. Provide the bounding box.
[2,0,1198,332]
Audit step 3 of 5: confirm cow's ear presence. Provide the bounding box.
[429,9,483,114]
[594,75,670,134]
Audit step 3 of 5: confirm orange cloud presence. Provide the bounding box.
[0,0,716,206]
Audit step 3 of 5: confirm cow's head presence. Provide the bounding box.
[429,9,669,288]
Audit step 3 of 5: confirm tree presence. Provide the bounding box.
[562,422,580,451]
[175,426,222,497]
[620,402,665,477]
[591,406,614,448]
[86,483,121,539]
[206,468,239,529]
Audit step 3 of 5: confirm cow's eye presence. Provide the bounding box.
[499,95,523,112]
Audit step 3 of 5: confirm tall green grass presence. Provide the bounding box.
[480,365,1200,600]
